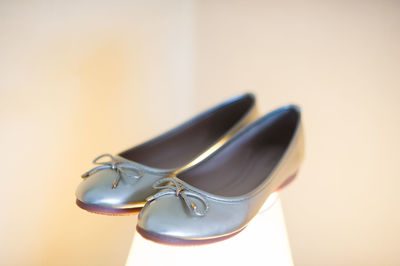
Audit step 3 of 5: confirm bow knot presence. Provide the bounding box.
[81,154,144,189]
[146,177,209,216]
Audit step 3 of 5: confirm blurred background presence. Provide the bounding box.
[1,1,399,265]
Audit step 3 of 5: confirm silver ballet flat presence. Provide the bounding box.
[136,104,304,244]
[75,93,257,215]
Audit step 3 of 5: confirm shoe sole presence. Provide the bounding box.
[76,199,142,216]
[136,225,246,246]
[136,172,298,245]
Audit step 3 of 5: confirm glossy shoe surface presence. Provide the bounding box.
[137,105,304,243]
[75,93,257,215]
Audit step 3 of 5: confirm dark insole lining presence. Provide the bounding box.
[181,145,286,197]
[119,96,254,169]
[179,109,298,197]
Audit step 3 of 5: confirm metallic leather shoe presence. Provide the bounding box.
[136,105,304,244]
[75,93,257,215]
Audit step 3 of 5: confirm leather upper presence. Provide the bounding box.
[75,93,258,209]
[137,105,304,240]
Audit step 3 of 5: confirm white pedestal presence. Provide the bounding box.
[126,192,293,266]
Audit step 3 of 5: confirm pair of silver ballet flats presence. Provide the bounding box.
[76,93,304,245]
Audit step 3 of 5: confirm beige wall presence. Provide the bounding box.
[0,1,195,265]
[1,1,399,265]
[194,1,400,265]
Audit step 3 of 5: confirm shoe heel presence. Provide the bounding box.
[275,172,298,191]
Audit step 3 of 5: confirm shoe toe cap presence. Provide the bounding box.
[76,169,164,209]
[75,170,128,207]
[137,196,205,239]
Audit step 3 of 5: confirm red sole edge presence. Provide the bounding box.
[76,199,142,216]
[275,172,297,191]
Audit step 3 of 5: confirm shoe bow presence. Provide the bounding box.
[146,177,209,217]
[81,154,144,189]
